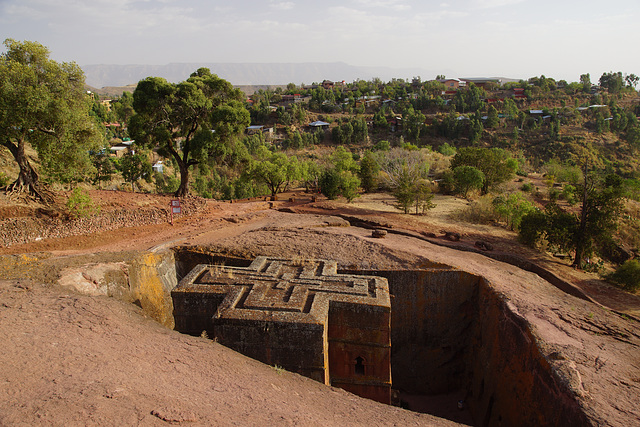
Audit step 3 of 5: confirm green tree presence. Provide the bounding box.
[91,150,116,189]
[485,105,499,129]
[450,147,517,194]
[372,110,389,132]
[519,170,625,269]
[0,39,102,201]
[469,114,484,143]
[379,148,434,214]
[502,98,519,121]
[453,165,484,197]
[338,170,361,202]
[599,71,624,94]
[330,146,358,173]
[250,148,301,198]
[358,150,380,193]
[580,73,591,93]
[520,202,578,253]
[111,91,135,125]
[129,68,249,197]
[453,83,486,113]
[412,179,435,214]
[118,153,152,192]
[301,159,322,192]
[402,107,426,141]
[492,192,536,231]
[625,73,639,89]
[573,170,625,268]
[319,169,342,200]
[319,147,361,201]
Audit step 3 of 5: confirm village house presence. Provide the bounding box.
[308,120,330,131]
[437,78,465,89]
[460,78,503,89]
[109,139,134,158]
[246,125,274,138]
[281,94,302,103]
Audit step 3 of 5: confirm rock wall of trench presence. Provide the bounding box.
[466,277,590,426]
[345,269,590,426]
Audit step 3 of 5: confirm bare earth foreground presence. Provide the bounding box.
[1,190,639,426]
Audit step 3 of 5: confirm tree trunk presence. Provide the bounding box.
[2,138,52,203]
[175,158,190,198]
[572,164,591,268]
[573,204,588,268]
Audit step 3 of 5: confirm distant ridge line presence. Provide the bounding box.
[82,62,448,88]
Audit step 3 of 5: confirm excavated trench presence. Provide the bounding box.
[166,248,588,426]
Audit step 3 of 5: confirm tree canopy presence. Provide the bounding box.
[129,68,249,197]
[249,147,301,198]
[0,39,102,201]
[520,169,625,269]
[450,147,518,194]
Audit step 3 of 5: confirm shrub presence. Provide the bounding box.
[66,188,100,218]
[520,182,534,192]
[607,259,640,291]
[373,140,390,151]
[438,142,456,156]
[450,194,496,224]
[319,169,341,200]
[0,171,9,187]
[492,192,536,231]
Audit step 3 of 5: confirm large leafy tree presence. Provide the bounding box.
[319,146,362,202]
[450,147,517,194]
[250,147,301,198]
[0,39,102,201]
[129,68,249,197]
[599,71,624,94]
[572,170,625,267]
[519,169,625,269]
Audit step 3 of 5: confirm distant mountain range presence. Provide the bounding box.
[82,62,451,89]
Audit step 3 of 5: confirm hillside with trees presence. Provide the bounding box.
[2,39,640,290]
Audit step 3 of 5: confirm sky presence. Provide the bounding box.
[1,0,639,84]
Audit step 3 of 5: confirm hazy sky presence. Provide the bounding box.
[1,0,639,83]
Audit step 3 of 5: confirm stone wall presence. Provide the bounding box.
[0,197,205,249]
[0,208,168,248]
